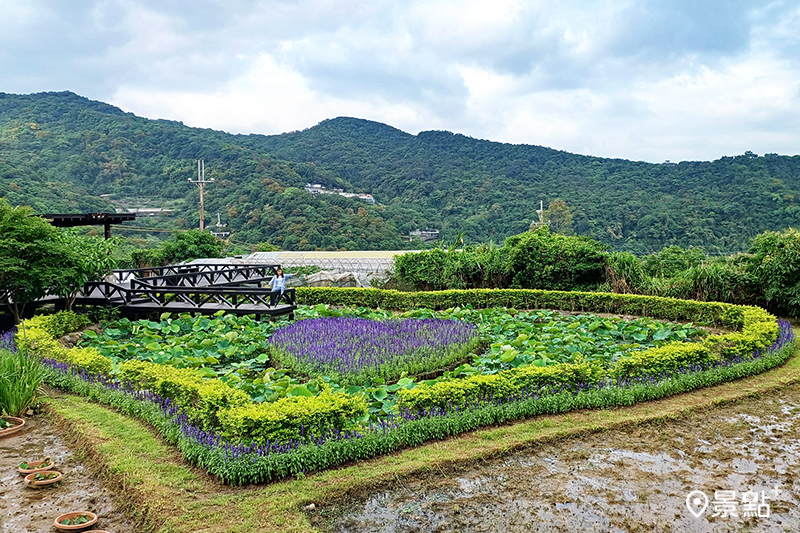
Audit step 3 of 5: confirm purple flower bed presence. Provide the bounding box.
[0,327,17,353]
[269,317,479,386]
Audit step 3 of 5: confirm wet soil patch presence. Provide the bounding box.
[313,384,800,532]
[0,416,136,533]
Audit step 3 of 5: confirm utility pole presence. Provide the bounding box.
[188,159,214,230]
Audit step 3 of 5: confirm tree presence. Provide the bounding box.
[747,228,800,315]
[0,199,70,323]
[56,232,121,311]
[543,199,574,235]
[130,229,224,267]
[504,226,608,290]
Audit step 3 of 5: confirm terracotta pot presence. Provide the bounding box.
[53,511,98,530]
[83,531,111,533]
[0,416,24,438]
[18,458,55,474]
[24,470,62,487]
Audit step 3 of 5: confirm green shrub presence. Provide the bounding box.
[21,311,91,339]
[398,362,601,411]
[16,317,112,375]
[218,391,368,445]
[609,344,716,380]
[118,360,250,429]
[641,245,706,278]
[748,228,800,315]
[503,227,608,291]
[392,243,508,291]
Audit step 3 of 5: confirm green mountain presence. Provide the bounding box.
[2,90,800,253]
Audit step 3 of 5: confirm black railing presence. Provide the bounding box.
[129,265,278,290]
[125,287,296,309]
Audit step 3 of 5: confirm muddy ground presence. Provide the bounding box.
[0,416,135,533]
[2,384,800,533]
[314,384,800,533]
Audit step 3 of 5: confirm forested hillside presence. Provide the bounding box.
[2,91,800,253]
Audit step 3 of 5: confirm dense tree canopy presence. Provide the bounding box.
[2,91,800,253]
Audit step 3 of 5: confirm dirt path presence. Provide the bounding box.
[317,384,800,533]
[0,416,135,533]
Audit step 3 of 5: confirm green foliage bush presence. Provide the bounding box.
[503,227,609,290]
[392,243,507,291]
[130,229,223,267]
[217,391,368,445]
[17,315,112,375]
[397,362,600,411]
[117,360,250,429]
[748,228,800,316]
[641,246,706,278]
[21,312,91,339]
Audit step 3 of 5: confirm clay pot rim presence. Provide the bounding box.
[0,416,25,438]
[53,510,98,530]
[24,470,62,486]
[17,459,55,474]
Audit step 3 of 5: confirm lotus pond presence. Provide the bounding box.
[81,305,703,419]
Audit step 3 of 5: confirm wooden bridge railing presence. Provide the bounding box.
[128,265,278,290]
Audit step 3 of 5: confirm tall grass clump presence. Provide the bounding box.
[0,341,47,416]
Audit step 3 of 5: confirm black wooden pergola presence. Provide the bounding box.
[40,212,137,239]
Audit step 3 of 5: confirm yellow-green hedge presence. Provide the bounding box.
[398,362,600,411]
[118,360,250,429]
[17,317,113,375]
[218,391,369,445]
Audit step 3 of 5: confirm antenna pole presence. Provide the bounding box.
[188,159,214,230]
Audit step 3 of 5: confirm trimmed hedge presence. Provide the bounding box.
[297,287,750,327]
[20,312,92,339]
[217,391,368,445]
[117,360,251,429]
[17,315,112,375]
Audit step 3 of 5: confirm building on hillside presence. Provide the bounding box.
[304,184,375,204]
[409,229,440,242]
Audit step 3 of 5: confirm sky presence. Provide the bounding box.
[2,0,800,163]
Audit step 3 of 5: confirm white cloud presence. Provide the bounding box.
[111,53,440,136]
[4,0,800,162]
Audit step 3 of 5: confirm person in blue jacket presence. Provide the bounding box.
[267,268,292,306]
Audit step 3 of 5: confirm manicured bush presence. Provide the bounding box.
[503,227,608,291]
[397,361,600,411]
[117,360,250,429]
[21,312,91,340]
[16,319,112,375]
[217,391,368,445]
